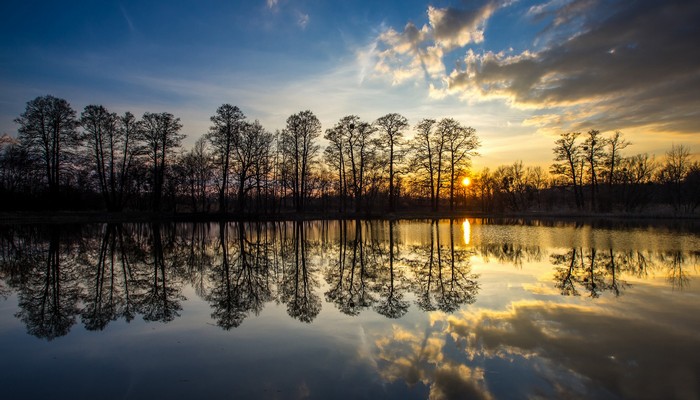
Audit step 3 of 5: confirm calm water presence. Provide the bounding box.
[0,219,699,399]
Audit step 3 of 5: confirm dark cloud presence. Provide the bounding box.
[428,1,501,49]
[449,0,700,133]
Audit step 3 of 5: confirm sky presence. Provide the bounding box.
[1,0,698,168]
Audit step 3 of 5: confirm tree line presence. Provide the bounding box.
[1,95,698,215]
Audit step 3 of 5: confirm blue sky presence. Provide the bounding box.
[1,0,698,167]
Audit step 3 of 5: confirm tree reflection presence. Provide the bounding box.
[406,220,479,313]
[324,220,376,316]
[15,226,82,340]
[206,222,272,329]
[373,221,409,319]
[0,220,698,340]
[662,251,690,290]
[80,224,136,330]
[132,223,184,322]
[282,221,320,323]
[552,247,631,297]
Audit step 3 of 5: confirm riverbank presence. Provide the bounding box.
[1,209,698,225]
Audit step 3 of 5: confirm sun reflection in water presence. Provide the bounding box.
[463,219,471,245]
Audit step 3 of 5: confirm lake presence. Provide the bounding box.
[0,219,699,399]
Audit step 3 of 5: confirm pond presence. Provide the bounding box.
[0,219,699,399]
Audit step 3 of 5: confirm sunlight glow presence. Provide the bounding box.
[463,219,471,245]
[462,177,471,186]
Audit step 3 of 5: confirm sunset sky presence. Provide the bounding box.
[1,0,698,168]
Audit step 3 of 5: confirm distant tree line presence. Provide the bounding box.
[1,95,698,215]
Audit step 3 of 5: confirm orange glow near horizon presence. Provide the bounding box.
[462,177,471,186]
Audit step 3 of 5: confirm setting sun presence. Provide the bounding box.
[462,177,471,186]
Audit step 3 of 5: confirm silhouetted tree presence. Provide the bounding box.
[551,131,584,209]
[176,137,212,212]
[280,111,321,212]
[582,129,605,210]
[206,104,246,213]
[374,113,408,212]
[411,119,445,211]
[81,106,140,211]
[15,95,80,201]
[657,144,692,212]
[139,112,184,211]
[231,121,273,212]
[439,118,479,211]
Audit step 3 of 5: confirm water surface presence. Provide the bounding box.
[0,219,698,399]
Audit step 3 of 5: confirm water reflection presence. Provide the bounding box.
[1,219,699,399]
[0,220,698,339]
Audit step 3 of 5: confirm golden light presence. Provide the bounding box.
[462,219,471,245]
[461,177,471,186]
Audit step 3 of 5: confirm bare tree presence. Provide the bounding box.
[374,113,408,212]
[437,118,479,211]
[231,120,273,212]
[139,112,184,212]
[582,129,606,210]
[410,119,446,211]
[324,126,347,212]
[206,104,246,213]
[551,131,584,209]
[658,144,692,211]
[177,137,212,212]
[605,131,630,187]
[328,116,377,213]
[81,106,140,211]
[15,95,80,201]
[280,110,321,212]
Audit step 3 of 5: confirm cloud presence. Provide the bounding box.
[368,1,506,85]
[427,2,499,50]
[443,294,700,399]
[266,0,278,10]
[367,0,700,135]
[296,11,310,29]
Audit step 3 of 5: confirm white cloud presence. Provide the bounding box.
[296,11,309,29]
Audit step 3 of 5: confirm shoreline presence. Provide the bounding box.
[1,209,698,225]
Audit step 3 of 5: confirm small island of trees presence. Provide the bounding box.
[1,94,698,218]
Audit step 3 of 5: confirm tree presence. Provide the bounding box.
[551,132,584,209]
[139,112,184,212]
[324,126,347,212]
[410,119,446,211]
[605,131,630,187]
[15,95,80,200]
[327,116,377,213]
[438,118,479,211]
[81,106,140,211]
[206,104,246,213]
[280,110,321,212]
[374,113,408,212]
[177,137,212,212]
[657,144,692,211]
[231,120,273,212]
[582,129,606,211]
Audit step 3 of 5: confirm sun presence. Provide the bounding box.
[461,177,471,186]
